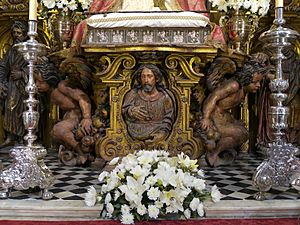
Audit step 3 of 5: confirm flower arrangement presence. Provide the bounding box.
[208,0,270,16]
[84,150,222,224]
[40,0,93,20]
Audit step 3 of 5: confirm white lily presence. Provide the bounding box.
[42,0,56,9]
[122,154,138,171]
[119,176,146,205]
[184,208,191,219]
[104,193,112,204]
[154,162,177,187]
[109,157,120,166]
[189,197,200,211]
[197,169,205,178]
[98,171,109,183]
[106,202,114,215]
[130,165,149,180]
[208,0,270,16]
[94,150,220,223]
[193,178,206,191]
[197,202,204,217]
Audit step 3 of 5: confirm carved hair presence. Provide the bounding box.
[234,54,271,87]
[59,57,94,91]
[36,57,61,88]
[11,20,28,36]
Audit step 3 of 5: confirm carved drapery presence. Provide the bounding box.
[247,1,300,152]
[0,1,53,145]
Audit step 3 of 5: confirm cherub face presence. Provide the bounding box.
[245,72,263,93]
[34,73,50,93]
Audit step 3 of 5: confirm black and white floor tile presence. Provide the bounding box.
[1,148,299,201]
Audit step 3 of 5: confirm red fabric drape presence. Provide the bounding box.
[177,0,207,11]
[89,0,116,13]
[71,0,116,47]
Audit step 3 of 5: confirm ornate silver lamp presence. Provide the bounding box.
[252,4,300,200]
[0,19,54,199]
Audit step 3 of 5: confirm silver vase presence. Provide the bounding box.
[48,10,75,49]
[220,8,258,53]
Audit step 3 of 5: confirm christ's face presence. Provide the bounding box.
[141,67,156,93]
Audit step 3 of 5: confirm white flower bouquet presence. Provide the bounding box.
[85,150,222,224]
[40,0,93,20]
[208,0,270,16]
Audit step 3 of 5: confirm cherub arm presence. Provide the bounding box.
[58,81,92,135]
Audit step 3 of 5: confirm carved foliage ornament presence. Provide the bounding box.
[94,53,205,161]
[0,0,27,11]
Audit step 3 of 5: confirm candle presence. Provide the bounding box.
[29,0,37,21]
[275,0,284,7]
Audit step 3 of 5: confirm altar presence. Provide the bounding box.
[69,9,220,164]
[0,0,300,223]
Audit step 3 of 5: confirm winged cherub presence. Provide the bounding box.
[200,53,270,167]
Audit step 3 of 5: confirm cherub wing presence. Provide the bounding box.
[206,56,237,92]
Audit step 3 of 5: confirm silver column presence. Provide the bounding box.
[252,6,300,200]
[0,20,54,200]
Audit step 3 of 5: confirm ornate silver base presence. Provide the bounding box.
[0,145,54,200]
[0,20,55,200]
[253,6,300,201]
[0,188,10,199]
[253,142,300,200]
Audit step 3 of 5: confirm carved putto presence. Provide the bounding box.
[199,53,271,167]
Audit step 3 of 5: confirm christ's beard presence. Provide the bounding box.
[143,84,154,93]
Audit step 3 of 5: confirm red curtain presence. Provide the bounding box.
[89,0,116,13]
[177,0,207,11]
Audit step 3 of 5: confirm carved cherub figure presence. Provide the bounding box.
[200,53,270,167]
[35,56,96,166]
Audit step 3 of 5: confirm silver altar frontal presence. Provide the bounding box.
[0,20,54,200]
[252,6,300,200]
[84,11,211,47]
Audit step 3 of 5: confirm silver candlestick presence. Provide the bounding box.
[0,20,54,200]
[252,6,300,200]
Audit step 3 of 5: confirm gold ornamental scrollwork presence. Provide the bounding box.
[96,53,205,161]
[94,53,136,81]
[165,54,204,83]
[164,53,204,159]
[0,0,27,11]
[95,53,137,161]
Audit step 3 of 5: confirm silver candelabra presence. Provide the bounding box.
[252,6,300,200]
[0,20,54,200]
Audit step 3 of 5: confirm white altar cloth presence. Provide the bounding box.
[87,12,209,28]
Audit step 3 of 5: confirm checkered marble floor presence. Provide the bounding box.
[1,149,299,201]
